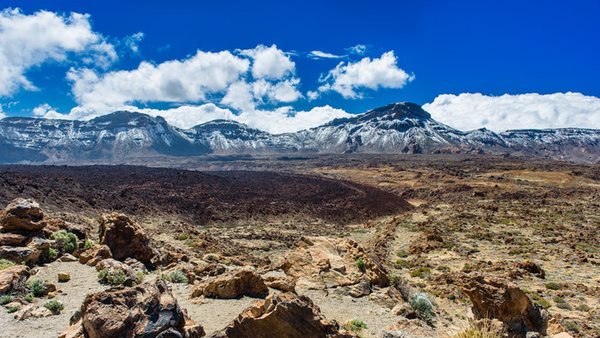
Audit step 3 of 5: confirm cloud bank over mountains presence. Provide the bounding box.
[1,8,599,133]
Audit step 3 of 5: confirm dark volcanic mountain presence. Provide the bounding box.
[0,102,598,163]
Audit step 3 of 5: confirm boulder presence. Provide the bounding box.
[196,269,269,299]
[0,265,30,293]
[0,233,28,246]
[0,198,45,232]
[60,280,204,338]
[211,292,347,338]
[58,254,78,262]
[58,272,71,283]
[98,214,155,265]
[79,245,112,266]
[14,305,53,320]
[0,246,39,264]
[281,237,388,290]
[408,230,445,255]
[264,275,296,293]
[462,276,546,334]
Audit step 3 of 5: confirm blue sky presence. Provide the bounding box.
[1,0,599,132]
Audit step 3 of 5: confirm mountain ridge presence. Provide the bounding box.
[1,102,598,163]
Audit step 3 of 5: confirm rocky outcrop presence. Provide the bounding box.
[281,237,388,292]
[462,276,547,334]
[193,269,269,299]
[78,245,112,266]
[98,213,155,265]
[0,198,45,231]
[60,280,204,338]
[211,292,351,338]
[408,230,445,255]
[0,264,29,294]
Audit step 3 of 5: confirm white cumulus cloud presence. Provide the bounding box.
[316,51,413,99]
[0,8,116,96]
[239,44,295,80]
[32,103,58,117]
[423,92,600,132]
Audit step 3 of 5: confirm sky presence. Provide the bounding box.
[0,0,599,133]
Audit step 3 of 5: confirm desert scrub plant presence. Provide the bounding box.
[50,230,78,253]
[342,319,367,333]
[453,319,502,338]
[553,296,572,310]
[47,248,58,261]
[24,293,34,303]
[396,250,409,258]
[135,271,146,284]
[27,278,46,297]
[410,267,432,279]
[545,282,561,290]
[411,292,435,324]
[83,239,95,250]
[98,269,127,286]
[0,295,13,305]
[563,320,581,333]
[6,306,19,313]
[165,271,188,284]
[394,259,410,269]
[44,300,64,314]
[529,293,551,309]
[355,257,366,272]
[0,259,15,270]
[175,233,190,241]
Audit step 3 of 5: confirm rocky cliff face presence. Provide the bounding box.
[1,103,598,163]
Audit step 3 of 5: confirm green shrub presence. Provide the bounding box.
[98,269,127,286]
[355,257,366,272]
[44,300,64,314]
[135,271,146,284]
[545,282,561,290]
[47,248,58,261]
[576,304,590,312]
[50,230,78,253]
[410,267,432,279]
[0,295,13,305]
[396,250,409,258]
[453,319,502,338]
[553,297,572,310]
[27,278,46,297]
[24,293,34,303]
[411,292,435,324]
[83,239,94,250]
[342,319,368,333]
[6,306,19,313]
[0,259,15,271]
[394,259,410,269]
[564,320,581,333]
[175,234,190,241]
[166,271,189,284]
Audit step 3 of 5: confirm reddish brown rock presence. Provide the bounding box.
[98,214,155,264]
[60,280,204,338]
[79,245,112,266]
[264,275,296,293]
[194,269,269,299]
[0,233,28,246]
[408,230,445,255]
[0,198,45,232]
[0,264,29,293]
[212,292,350,338]
[462,276,546,334]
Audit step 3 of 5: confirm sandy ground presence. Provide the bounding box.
[0,261,107,338]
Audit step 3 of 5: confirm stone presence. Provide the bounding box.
[197,269,269,299]
[0,198,45,232]
[211,292,344,338]
[98,213,155,265]
[551,333,574,338]
[58,253,78,262]
[348,278,371,298]
[79,245,112,266]
[264,275,296,293]
[0,233,28,246]
[4,301,23,311]
[95,258,137,286]
[58,272,71,283]
[0,246,39,264]
[0,265,29,293]
[462,276,546,334]
[59,280,204,338]
[15,305,53,320]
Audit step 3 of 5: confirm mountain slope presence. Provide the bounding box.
[0,103,598,163]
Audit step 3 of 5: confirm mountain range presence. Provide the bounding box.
[0,102,598,163]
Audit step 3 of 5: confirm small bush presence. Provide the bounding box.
[47,248,58,261]
[355,257,366,272]
[564,320,581,333]
[396,250,409,258]
[545,282,561,290]
[135,271,146,284]
[0,259,15,270]
[27,278,46,297]
[98,269,127,286]
[44,300,64,314]
[24,293,34,303]
[411,292,435,324]
[394,259,410,269]
[553,297,572,310]
[165,271,188,284]
[342,319,368,333]
[175,234,190,241]
[410,267,432,279]
[576,304,590,312]
[0,295,13,305]
[50,230,78,253]
[83,239,94,250]
[453,320,502,338]
[6,306,19,313]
